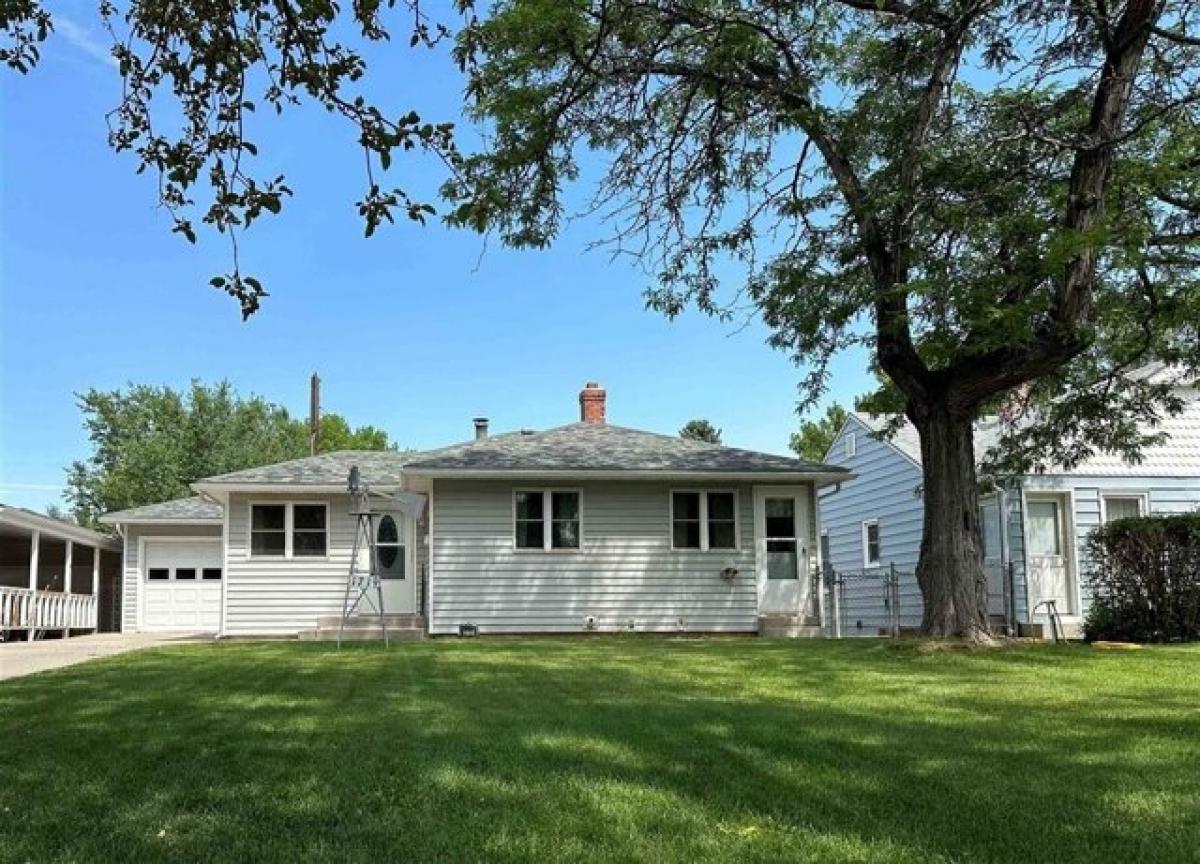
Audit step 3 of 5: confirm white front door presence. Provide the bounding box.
[754,487,811,616]
[375,512,415,613]
[1026,496,1075,614]
[143,539,222,632]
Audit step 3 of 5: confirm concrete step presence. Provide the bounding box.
[298,626,425,642]
[758,615,822,639]
[315,614,426,629]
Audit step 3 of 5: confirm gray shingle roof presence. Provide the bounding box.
[188,425,846,488]
[402,423,846,474]
[99,495,223,524]
[194,449,415,487]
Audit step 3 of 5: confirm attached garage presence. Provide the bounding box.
[143,539,222,631]
[100,496,225,634]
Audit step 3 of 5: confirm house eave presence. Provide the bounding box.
[98,517,224,527]
[403,468,854,485]
[191,481,403,495]
[0,507,121,550]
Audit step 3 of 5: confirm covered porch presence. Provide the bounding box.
[0,505,122,642]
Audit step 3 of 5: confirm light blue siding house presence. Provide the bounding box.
[820,377,1200,636]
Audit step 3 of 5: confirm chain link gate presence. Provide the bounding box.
[823,564,921,638]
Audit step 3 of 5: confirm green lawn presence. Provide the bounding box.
[2,639,1198,863]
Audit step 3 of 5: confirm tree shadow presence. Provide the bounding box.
[1,639,1197,862]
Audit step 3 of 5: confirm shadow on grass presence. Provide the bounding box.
[1,639,1198,863]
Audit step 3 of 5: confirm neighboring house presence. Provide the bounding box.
[820,374,1200,636]
[101,383,851,638]
[0,505,123,640]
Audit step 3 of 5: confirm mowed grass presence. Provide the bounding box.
[2,639,1199,863]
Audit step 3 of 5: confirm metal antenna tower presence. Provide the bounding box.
[339,466,388,647]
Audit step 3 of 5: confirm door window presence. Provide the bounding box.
[1027,501,1061,555]
[377,515,405,579]
[765,498,798,580]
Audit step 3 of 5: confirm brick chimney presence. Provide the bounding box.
[579,381,606,424]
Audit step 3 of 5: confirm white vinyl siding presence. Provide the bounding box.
[224,493,353,636]
[430,479,760,634]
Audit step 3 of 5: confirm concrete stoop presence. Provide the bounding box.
[758,615,823,638]
[297,614,427,642]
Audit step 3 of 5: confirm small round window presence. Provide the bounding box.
[378,515,399,569]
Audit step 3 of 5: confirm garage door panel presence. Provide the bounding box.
[143,540,222,633]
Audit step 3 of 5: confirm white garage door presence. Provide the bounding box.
[143,540,222,632]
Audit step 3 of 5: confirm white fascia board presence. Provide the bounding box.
[100,518,223,527]
[0,508,121,550]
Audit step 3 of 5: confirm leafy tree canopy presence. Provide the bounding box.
[791,404,848,463]
[444,0,1200,638]
[65,381,393,527]
[2,0,467,316]
[679,418,723,443]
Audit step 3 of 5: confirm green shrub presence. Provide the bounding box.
[1083,513,1200,643]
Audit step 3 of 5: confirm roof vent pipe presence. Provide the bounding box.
[473,417,489,440]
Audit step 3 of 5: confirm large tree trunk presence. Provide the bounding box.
[912,406,992,641]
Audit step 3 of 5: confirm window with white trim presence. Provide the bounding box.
[845,432,856,459]
[862,520,881,567]
[292,504,328,556]
[514,490,581,550]
[671,491,738,551]
[1102,494,1146,524]
[250,503,328,558]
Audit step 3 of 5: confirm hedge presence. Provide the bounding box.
[1083,513,1200,643]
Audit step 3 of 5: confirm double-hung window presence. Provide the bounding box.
[250,503,328,558]
[1101,494,1146,524]
[671,491,738,551]
[862,520,881,567]
[514,491,581,551]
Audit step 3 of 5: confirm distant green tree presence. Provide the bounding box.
[679,419,722,444]
[65,381,393,527]
[790,404,849,464]
[44,504,73,524]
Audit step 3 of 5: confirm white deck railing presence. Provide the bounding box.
[1,587,97,635]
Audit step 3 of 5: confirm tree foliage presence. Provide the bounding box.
[445,0,1200,637]
[679,418,722,443]
[65,381,393,527]
[2,0,467,316]
[790,404,848,463]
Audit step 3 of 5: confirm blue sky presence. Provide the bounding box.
[0,5,871,514]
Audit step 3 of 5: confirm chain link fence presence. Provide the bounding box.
[822,564,922,638]
[821,562,1020,638]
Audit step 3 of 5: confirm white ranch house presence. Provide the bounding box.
[101,383,851,639]
[819,372,1200,637]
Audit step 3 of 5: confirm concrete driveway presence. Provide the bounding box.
[0,633,211,681]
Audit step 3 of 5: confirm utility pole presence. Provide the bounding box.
[309,372,321,456]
